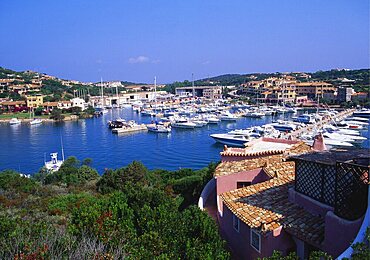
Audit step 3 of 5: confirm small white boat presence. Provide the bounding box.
[207,117,220,124]
[45,152,64,172]
[147,124,171,133]
[286,107,297,113]
[141,110,156,116]
[191,118,208,127]
[210,133,253,147]
[293,114,315,124]
[171,118,196,129]
[30,118,43,125]
[9,118,21,125]
[219,112,238,121]
[244,111,265,118]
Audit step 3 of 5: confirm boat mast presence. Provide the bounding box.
[100,77,104,107]
[154,76,157,115]
[282,80,285,119]
[61,136,65,162]
[116,85,119,107]
[192,73,195,99]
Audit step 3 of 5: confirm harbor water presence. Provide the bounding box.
[0,108,369,174]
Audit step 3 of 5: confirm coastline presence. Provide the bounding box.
[0,115,80,123]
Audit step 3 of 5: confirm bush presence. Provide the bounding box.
[0,170,38,193]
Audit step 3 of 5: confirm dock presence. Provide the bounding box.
[112,124,148,134]
[289,109,355,138]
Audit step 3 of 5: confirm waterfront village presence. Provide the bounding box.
[0,66,369,259]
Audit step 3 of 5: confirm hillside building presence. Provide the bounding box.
[175,86,223,99]
[26,95,43,108]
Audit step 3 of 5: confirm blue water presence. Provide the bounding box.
[0,108,368,174]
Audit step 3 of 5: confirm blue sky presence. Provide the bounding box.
[0,0,369,83]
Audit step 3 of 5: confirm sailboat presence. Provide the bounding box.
[147,77,171,133]
[96,78,108,114]
[44,138,65,172]
[29,108,43,125]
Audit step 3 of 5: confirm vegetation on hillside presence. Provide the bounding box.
[164,69,370,94]
[0,158,230,259]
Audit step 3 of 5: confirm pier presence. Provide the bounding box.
[289,109,355,138]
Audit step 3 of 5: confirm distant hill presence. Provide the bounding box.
[192,69,369,93]
[1,66,369,93]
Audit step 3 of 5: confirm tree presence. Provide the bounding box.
[50,108,65,121]
[34,106,44,116]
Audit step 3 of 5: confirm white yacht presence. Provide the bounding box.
[322,132,366,144]
[270,121,298,132]
[300,134,354,148]
[353,109,370,118]
[323,125,361,136]
[191,119,208,127]
[244,111,265,118]
[210,133,254,147]
[344,117,369,123]
[171,118,196,129]
[293,114,315,124]
[141,110,156,117]
[30,118,43,125]
[219,112,238,121]
[147,124,171,133]
[9,118,21,125]
[45,152,64,172]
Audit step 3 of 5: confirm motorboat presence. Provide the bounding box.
[108,119,126,129]
[336,120,368,130]
[270,121,298,132]
[300,134,354,148]
[44,152,64,172]
[322,132,366,144]
[147,124,171,133]
[293,114,315,124]
[210,133,253,147]
[206,117,220,124]
[30,118,43,125]
[171,118,196,129]
[323,125,360,136]
[344,117,369,123]
[353,109,370,118]
[286,107,297,113]
[219,112,238,121]
[228,129,261,138]
[244,111,265,118]
[141,110,156,117]
[191,119,208,127]
[9,118,21,125]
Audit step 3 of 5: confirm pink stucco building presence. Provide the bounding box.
[199,138,369,259]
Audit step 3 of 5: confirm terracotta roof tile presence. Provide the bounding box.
[220,162,325,247]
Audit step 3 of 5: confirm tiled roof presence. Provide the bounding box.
[215,154,284,177]
[220,163,325,247]
[221,141,310,158]
[215,142,311,177]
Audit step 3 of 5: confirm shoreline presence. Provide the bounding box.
[0,115,80,123]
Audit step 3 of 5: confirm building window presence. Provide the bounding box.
[237,181,251,189]
[233,215,239,232]
[250,229,261,253]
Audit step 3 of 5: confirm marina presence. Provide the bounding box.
[0,105,368,174]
